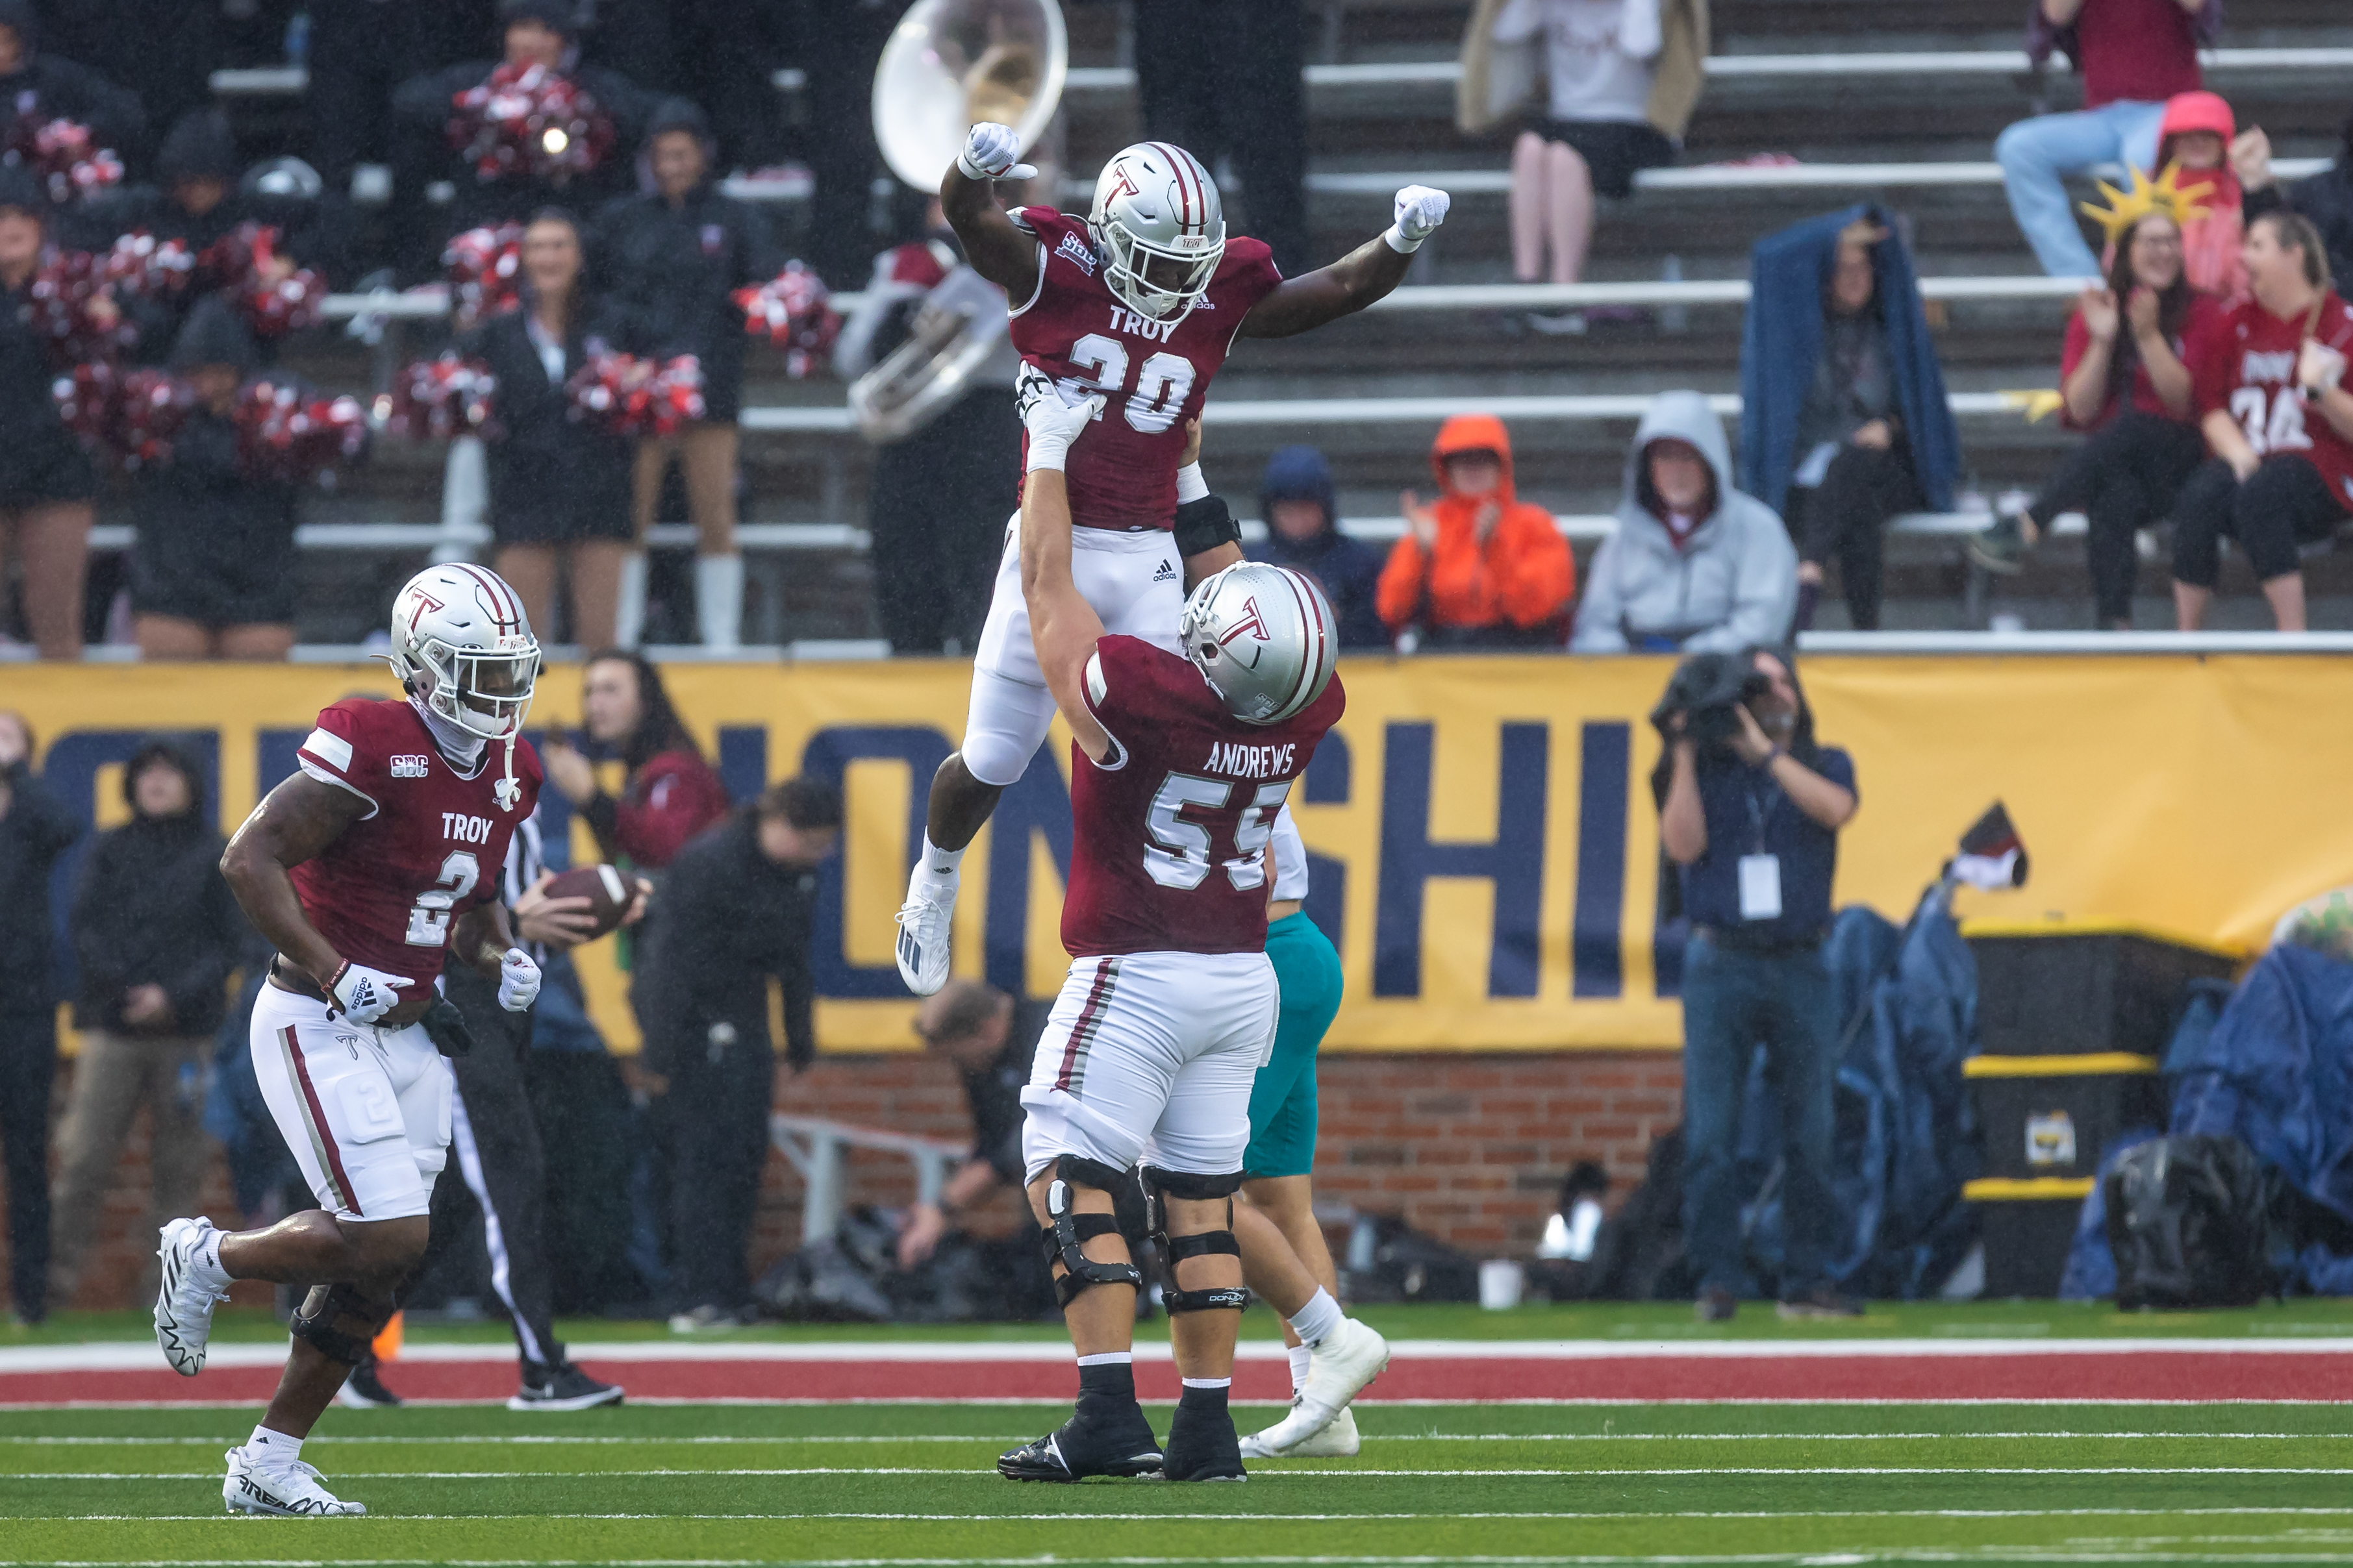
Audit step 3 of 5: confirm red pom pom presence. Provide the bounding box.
[25,250,137,366]
[446,63,616,186]
[733,262,840,379]
[51,364,194,469]
[442,222,527,330]
[102,231,196,299]
[386,353,501,442]
[234,379,370,485]
[188,225,326,338]
[564,351,705,437]
[10,119,124,205]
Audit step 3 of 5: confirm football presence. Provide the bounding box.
[542,863,634,941]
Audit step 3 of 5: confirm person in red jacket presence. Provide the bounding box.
[1376,413,1575,649]
[542,651,729,869]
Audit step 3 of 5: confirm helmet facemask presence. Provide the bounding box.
[414,639,539,741]
[1096,218,1222,322]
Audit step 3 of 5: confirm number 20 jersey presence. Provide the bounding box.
[1007,206,1283,531]
[290,697,543,989]
[1063,634,1343,959]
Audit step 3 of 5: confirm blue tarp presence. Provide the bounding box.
[1735,890,1982,1297]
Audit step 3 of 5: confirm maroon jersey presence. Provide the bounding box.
[290,698,544,989]
[1007,206,1283,530]
[1063,635,1343,958]
[2189,289,2353,504]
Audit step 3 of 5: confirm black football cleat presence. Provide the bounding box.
[1160,1396,1246,1482]
[997,1408,1164,1483]
[333,1355,403,1410]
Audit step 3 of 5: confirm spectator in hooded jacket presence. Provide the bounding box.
[2234,103,2353,294]
[1739,207,1960,632]
[71,109,352,361]
[1574,390,1797,653]
[542,651,731,872]
[2149,90,2247,301]
[1378,414,1575,649]
[392,1,655,249]
[1248,445,1386,650]
[130,298,303,662]
[0,712,77,1325]
[1998,0,2217,279]
[0,168,101,658]
[48,739,242,1308]
[462,207,642,649]
[0,1,145,176]
[592,98,777,652]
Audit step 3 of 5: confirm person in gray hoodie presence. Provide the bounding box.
[1571,390,1798,654]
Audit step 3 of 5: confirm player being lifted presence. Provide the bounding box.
[995,369,1349,1482]
[894,123,1450,995]
[151,564,546,1517]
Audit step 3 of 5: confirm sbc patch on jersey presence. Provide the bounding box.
[389,754,430,779]
[1055,232,1097,276]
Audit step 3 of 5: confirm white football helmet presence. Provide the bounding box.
[1089,142,1225,323]
[1178,563,1337,727]
[386,564,541,742]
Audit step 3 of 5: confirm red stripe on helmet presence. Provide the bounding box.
[1149,142,1196,233]
[451,562,521,635]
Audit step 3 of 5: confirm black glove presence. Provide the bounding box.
[421,997,477,1058]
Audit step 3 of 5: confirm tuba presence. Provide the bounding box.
[851,0,1065,443]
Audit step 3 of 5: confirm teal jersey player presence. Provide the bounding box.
[1247,815,1344,1179]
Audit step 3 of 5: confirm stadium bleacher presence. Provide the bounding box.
[53,0,2351,649]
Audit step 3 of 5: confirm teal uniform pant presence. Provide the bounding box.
[1244,912,1345,1178]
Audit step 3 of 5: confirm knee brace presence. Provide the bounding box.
[1038,1155,1144,1309]
[288,1282,397,1366]
[1142,1165,1250,1315]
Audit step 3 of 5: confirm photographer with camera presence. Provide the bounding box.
[1655,646,1859,1323]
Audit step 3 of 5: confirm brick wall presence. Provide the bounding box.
[16,1051,1684,1312]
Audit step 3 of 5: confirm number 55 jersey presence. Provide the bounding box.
[292,697,543,989]
[1063,634,1344,959]
[2189,288,2353,506]
[1007,206,1282,531]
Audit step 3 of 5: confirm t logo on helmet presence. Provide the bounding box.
[405,591,444,634]
[1217,597,1270,647]
[1107,164,1141,201]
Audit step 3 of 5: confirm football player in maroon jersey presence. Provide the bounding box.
[992,371,1373,1484]
[152,564,546,1517]
[894,126,1450,997]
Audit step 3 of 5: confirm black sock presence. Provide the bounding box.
[1077,1358,1136,1402]
[1176,1380,1230,1423]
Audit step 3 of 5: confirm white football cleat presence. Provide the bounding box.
[154,1216,229,1376]
[893,858,957,997]
[222,1447,367,1516]
[1242,1403,1359,1460]
[1239,1320,1388,1456]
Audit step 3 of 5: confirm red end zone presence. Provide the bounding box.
[3,1339,2349,1405]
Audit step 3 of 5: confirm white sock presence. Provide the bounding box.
[1289,1287,1344,1350]
[1074,1351,1131,1367]
[247,1425,301,1465]
[920,834,964,880]
[1180,1376,1231,1389]
[613,551,648,650]
[694,553,744,650]
[1287,1343,1313,1394]
[190,1223,231,1287]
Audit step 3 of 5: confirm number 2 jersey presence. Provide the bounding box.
[2189,288,2353,508]
[1007,206,1283,531]
[291,697,543,989]
[1063,634,1343,958]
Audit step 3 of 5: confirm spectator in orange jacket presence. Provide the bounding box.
[1377,414,1575,649]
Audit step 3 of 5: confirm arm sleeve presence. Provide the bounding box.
[2241,183,2286,223]
[1618,0,1665,60]
[1374,535,1429,633]
[1569,536,1630,653]
[1497,508,1576,628]
[777,921,816,1071]
[1683,517,1800,653]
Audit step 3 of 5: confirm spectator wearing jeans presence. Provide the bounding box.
[1248,445,1387,651]
[1378,414,1576,649]
[633,779,840,1331]
[1657,647,1858,1321]
[47,739,240,1308]
[1459,0,1707,332]
[1969,205,2222,626]
[0,169,101,659]
[2000,0,2217,280]
[0,713,77,1325]
[2171,211,2353,632]
[1574,391,1796,653]
[2235,105,2353,292]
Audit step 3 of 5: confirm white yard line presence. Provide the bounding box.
[10,1465,2352,1480]
[5,1430,2344,1446]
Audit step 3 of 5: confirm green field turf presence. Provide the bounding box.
[3,1400,2348,1567]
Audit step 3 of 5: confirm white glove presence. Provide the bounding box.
[957,121,1037,184]
[1385,185,1451,254]
[1017,364,1103,473]
[329,962,412,1026]
[496,946,542,1012]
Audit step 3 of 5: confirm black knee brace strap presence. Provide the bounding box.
[1141,1165,1244,1202]
[1172,493,1241,560]
[288,1282,395,1366]
[1161,1229,1248,1313]
[1042,1156,1144,1307]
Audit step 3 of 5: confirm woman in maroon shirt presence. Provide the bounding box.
[1969,208,2222,627]
[543,651,730,869]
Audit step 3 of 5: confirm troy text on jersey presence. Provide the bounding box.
[441,812,494,845]
[1109,306,1179,342]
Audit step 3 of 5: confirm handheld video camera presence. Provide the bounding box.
[1648,651,1771,754]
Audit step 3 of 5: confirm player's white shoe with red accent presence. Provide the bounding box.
[1235,1320,1387,1457]
[223,1446,367,1516]
[1241,1404,1359,1460]
[894,860,957,997]
[154,1216,230,1376]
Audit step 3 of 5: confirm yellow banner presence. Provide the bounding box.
[8,654,2336,1055]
